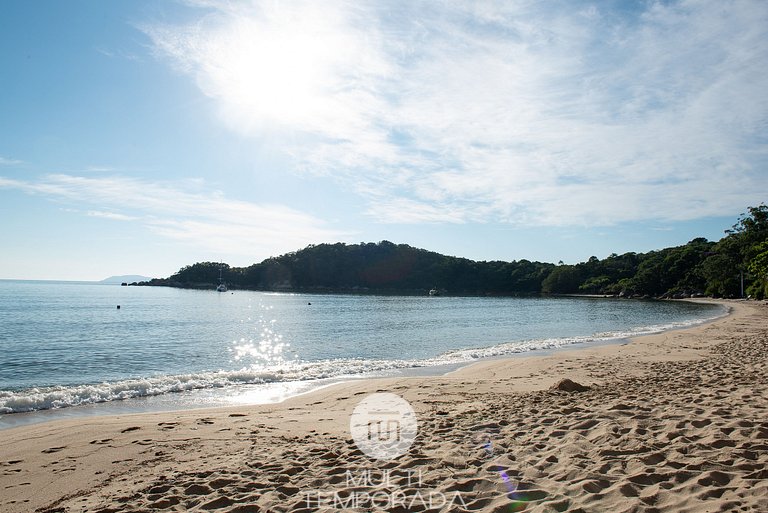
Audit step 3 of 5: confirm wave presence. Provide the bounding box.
[0,307,725,414]
[438,310,727,361]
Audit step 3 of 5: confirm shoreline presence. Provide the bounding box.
[1,299,766,512]
[0,298,727,430]
[446,297,736,390]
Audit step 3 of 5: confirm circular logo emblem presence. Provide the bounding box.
[350,393,417,461]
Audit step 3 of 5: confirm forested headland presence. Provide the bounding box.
[138,205,768,299]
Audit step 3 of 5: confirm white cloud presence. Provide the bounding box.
[365,197,472,225]
[87,210,138,221]
[143,1,391,138]
[144,0,768,226]
[0,156,22,166]
[0,174,349,258]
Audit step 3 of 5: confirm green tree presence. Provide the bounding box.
[541,265,582,294]
[631,252,667,296]
[578,275,612,294]
[701,204,768,297]
[747,240,768,299]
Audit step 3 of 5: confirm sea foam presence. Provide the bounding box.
[0,307,725,414]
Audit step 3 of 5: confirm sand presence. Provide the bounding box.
[1,299,766,513]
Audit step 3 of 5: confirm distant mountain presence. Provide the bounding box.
[100,275,153,284]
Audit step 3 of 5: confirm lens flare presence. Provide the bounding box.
[483,438,532,512]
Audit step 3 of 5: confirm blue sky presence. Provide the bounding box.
[1,0,766,280]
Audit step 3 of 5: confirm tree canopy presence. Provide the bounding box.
[141,205,768,298]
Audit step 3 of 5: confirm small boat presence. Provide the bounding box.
[429,288,439,296]
[217,267,228,292]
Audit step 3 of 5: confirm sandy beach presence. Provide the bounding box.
[1,299,766,513]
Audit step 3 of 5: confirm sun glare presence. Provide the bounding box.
[206,9,352,129]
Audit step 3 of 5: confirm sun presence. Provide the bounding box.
[204,7,353,131]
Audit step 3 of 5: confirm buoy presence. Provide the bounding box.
[117,305,121,309]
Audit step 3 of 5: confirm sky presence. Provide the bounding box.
[1,0,766,281]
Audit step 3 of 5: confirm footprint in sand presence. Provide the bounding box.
[582,479,610,494]
[184,483,212,495]
[201,496,234,509]
[148,496,181,509]
[121,426,141,433]
[41,446,66,454]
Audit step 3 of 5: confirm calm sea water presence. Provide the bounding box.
[0,280,724,425]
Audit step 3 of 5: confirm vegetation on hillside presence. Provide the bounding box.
[140,205,768,298]
[143,242,555,295]
[542,205,768,298]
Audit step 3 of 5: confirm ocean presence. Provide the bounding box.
[0,280,725,428]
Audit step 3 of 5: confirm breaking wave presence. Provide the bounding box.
[0,306,726,414]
